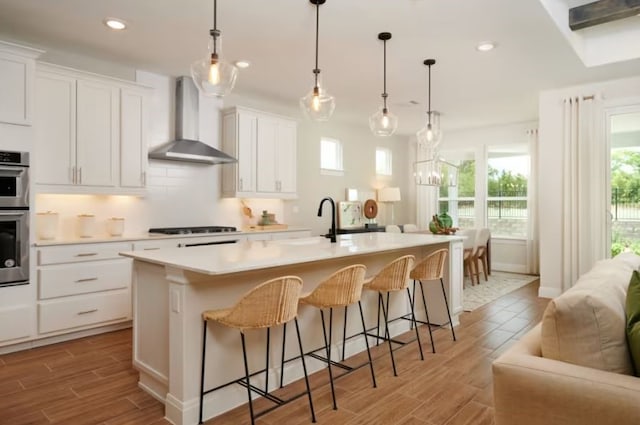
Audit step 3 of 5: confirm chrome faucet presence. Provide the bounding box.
[317,197,337,243]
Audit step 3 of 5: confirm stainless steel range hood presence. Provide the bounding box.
[148,76,237,164]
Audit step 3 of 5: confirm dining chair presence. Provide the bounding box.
[403,224,418,233]
[474,228,491,282]
[459,228,478,285]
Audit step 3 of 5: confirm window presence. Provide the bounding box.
[320,137,343,175]
[376,147,392,176]
[487,146,529,238]
[439,159,475,228]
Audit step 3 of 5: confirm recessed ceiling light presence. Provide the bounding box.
[234,60,250,69]
[476,41,496,52]
[104,18,127,30]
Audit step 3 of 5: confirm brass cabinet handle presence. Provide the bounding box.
[75,253,98,257]
[77,309,98,315]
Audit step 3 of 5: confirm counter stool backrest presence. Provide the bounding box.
[301,264,367,308]
[410,248,448,281]
[365,255,415,292]
[204,276,303,330]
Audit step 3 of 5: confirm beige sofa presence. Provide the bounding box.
[493,253,640,425]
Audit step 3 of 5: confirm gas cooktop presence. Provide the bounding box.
[149,226,237,235]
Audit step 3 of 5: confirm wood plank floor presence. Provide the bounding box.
[0,280,548,425]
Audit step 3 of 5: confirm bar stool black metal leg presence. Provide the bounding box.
[358,300,377,388]
[320,309,338,410]
[341,305,348,361]
[199,320,207,424]
[265,327,270,393]
[279,322,287,388]
[418,280,436,353]
[407,287,424,361]
[379,292,397,376]
[440,277,457,341]
[294,318,316,423]
[376,294,381,346]
[410,280,417,330]
[240,331,256,425]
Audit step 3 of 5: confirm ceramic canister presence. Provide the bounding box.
[77,214,96,238]
[36,211,59,240]
[106,217,125,236]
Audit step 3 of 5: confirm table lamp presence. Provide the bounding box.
[377,187,401,224]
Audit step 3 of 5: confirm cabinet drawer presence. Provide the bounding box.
[38,242,133,265]
[0,306,33,344]
[38,290,131,334]
[39,259,131,300]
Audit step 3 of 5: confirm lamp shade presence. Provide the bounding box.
[377,187,401,202]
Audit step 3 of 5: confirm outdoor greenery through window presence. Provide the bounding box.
[611,149,640,256]
[487,151,529,238]
[439,160,475,228]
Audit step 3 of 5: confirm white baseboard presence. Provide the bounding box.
[538,286,561,299]
[493,262,528,274]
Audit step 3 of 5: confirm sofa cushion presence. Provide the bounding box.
[627,270,640,376]
[541,256,636,375]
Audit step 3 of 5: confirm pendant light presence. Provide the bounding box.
[191,0,238,97]
[416,59,441,148]
[300,0,335,121]
[369,32,398,136]
[414,58,457,187]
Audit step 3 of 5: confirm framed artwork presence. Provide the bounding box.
[338,201,364,229]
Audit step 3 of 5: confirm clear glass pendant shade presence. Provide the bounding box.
[191,35,238,97]
[300,78,335,121]
[369,107,398,136]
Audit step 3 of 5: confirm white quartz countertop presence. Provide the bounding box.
[120,233,462,276]
[33,227,311,247]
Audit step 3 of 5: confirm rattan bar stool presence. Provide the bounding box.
[410,248,457,354]
[362,254,423,377]
[292,264,375,410]
[198,276,316,425]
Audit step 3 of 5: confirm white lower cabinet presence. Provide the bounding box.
[0,306,34,343]
[36,242,133,336]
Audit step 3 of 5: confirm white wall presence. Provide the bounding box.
[538,74,640,298]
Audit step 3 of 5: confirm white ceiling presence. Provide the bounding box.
[2,0,640,135]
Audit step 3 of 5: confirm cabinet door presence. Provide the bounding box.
[34,73,76,185]
[277,120,297,194]
[256,116,278,193]
[76,79,118,187]
[120,88,147,188]
[0,51,32,126]
[237,112,257,193]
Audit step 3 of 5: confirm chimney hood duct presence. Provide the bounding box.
[148,76,237,164]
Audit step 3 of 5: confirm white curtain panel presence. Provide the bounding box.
[527,129,539,275]
[561,95,607,291]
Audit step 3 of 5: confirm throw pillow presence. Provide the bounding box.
[541,263,634,375]
[626,270,640,376]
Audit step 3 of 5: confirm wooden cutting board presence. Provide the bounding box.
[243,224,289,231]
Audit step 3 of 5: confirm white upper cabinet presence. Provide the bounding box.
[34,63,149,195]
[222,106,297,199]
[0,41,43,126]
[120,88,148,188]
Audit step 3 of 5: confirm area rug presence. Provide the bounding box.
[463,271,539,311]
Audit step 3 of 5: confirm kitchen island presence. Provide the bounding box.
[121,232,463,425]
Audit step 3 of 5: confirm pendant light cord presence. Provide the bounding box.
[314,1,320,87]
[382,38,387,110]
[427,63,432,125]
[211,0,219,56]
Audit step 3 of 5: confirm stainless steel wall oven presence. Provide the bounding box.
[0,151,29,287]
